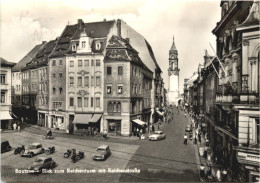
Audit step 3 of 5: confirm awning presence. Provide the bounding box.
[132,119,146,126]
[0,111,13,120]
[89,114,102,123]
[156,111,164,116]
[73,114,92,124]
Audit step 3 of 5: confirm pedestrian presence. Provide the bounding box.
[200,164,205,178]
[185,113,187,118]
[216,169,222,182]
[17,122,21,132]
[198,132,201,143]
[13,122,17,132]
[194,137,197,144]
[222,168,227,182]
[184,134,188,145]
[152,125,155,132]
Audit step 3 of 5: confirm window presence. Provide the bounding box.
[95,97,100,107]
[78,97,82,107]
[256,119,260,144]
[91,60,94,66]
[82,41,86,48]
[59,59,62,65]
[70,98,74,106]
[59,87,62,94]
[84,60,89,66]
[53,87,56,94]
[84,97,88,107]
[91,76,94,86]
[96,60,100,66]
[118,85,123,94]
[78,60,82,67]
[70,77,74,87]
[135,84,137,94]
[118,66,123,75]
[84,76,89,87]
[78,77,82,87]
[72,44,76,51]
[59,73,62,80]
[96,42,101,50]
[1,92,5,103]
[91,97,94,107]
[96,76,100,86]
[107,86,112,94]
[107,67,112,75]
[52,60,56,66]
[70,61,74,67]
[0,74,6,84]
[52,102,62,109]
[53,74,56,78]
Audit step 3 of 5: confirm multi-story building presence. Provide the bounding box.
[212,1,259,181]
[11,44,44,121]
[1,57,16,129]
[103,35,153,136]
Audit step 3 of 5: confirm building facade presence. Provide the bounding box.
[1,58,16,129]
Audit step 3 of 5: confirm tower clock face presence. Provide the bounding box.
[171,54,177,59]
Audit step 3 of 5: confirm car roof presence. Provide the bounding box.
[98,145,109,149]
[155,131,163,133]
[36,157,51,160]
[31,143,41,146]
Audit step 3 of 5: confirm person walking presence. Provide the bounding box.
[13,122,17,132]
[184,134,188,145]
[17,122,21,132]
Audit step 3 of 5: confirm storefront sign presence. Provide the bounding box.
[246,154,260,163]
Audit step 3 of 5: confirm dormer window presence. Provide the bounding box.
[72,44,76,51]
[96,42,101,50]
[82,41,86,48]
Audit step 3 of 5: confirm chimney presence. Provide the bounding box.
[78,19,84,29]
[125,38,130,44]
[117,19,121,38]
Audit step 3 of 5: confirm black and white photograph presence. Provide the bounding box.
[0,0,259,182]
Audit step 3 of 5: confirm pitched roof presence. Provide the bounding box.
[0,57,16,67]
[144,40,161,73]
[105,35,153,73]
[11,44,43,72]
[50,20,115,58]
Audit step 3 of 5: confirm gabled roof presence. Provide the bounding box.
[0,57,16,67]
[11,44,44,72]
[105,35,153,74]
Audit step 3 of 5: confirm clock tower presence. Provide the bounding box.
[168,35,180,105]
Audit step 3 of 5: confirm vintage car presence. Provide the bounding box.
[149,131,166,141]
[185,125,191,132]
[21,143,45,157]
[28,157,56,173]
[1,141,12,153]
[92,145,111,161]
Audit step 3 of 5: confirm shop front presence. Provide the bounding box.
[0,111,13,129]
[132,119,146,136]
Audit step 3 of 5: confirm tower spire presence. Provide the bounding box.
[170,34,177,51]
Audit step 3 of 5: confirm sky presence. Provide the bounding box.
[0,0,221,93]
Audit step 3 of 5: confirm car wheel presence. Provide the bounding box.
[45,150,50,155]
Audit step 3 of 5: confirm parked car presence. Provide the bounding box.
[149,131,166,141]
[21,143,45,157]
[92,145,111,161]
[1,141,12,153]
[185,125,191,132]
[28,157,56,173]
